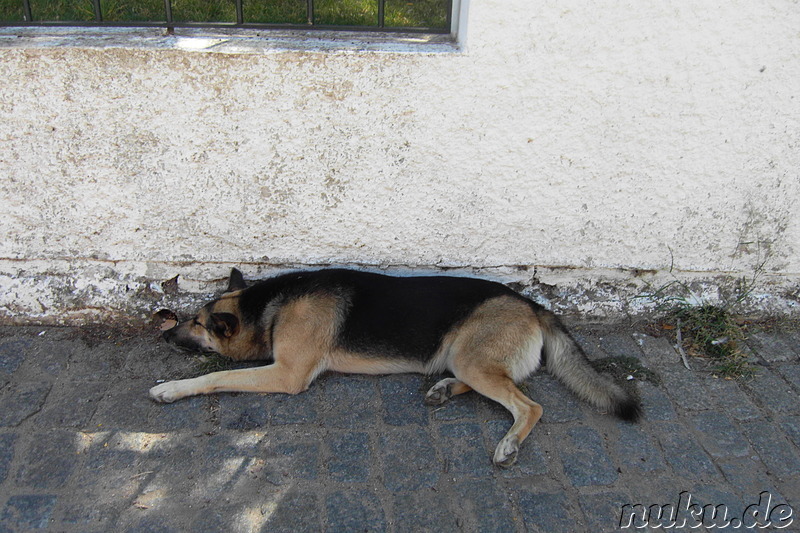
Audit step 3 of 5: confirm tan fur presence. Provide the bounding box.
[438,296,545,465]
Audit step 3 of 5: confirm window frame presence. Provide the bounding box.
[2,0,458,36]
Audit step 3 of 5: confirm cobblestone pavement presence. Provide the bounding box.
[0,322,798,532]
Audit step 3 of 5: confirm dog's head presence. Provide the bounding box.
[162,268,249,358]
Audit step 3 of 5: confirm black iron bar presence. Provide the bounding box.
[445,0,452,33]
[21,0,32,21]
[377,0,384,28]
[306,0,313,25]
[163,0,173,31]
[91,0,102,21]
[235,0,243,25]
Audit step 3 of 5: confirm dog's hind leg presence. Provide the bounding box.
[454,364,543,468]
[424,378,473,405]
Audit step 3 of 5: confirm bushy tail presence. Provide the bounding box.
[540,316,642,422]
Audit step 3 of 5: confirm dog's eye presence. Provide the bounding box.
[193,318,205,329]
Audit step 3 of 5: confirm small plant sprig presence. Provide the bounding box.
[636,245,770,378]
[671,303,753,378]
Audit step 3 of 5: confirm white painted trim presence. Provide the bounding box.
[0,26,459,53]
[451,0,469,49]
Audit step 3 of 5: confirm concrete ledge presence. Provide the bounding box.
[0,27,459,54]
[1,259,797,325]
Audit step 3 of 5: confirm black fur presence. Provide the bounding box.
[236,269,523,360]
[614,397,643,422]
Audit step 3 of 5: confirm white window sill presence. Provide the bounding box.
[0,26,460,54]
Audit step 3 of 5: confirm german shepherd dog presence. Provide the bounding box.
[150,268,641,467]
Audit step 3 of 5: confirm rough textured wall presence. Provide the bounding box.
[0,0,798,322]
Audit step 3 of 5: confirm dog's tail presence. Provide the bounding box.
[539,314,642,422]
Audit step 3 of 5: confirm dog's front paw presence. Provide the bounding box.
[149,381,183,403]
[425,378,455,405]
[493,436,519,468]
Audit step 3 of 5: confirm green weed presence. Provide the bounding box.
[672,304,753,378]
[634,245,770,379]
[194,352,234,374]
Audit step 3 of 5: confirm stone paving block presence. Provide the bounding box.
[776,477,800,512]
[485,419,549,476]
[37,381,108,428]
[260,387,318,425]
[380,427,439,491]
[691,411,750,458]
[327,431,371,483]
[615,421,666,472]
[264,438,321,483]
[392,487,457,532]
[145,438,209,485]
[701,376,762,420]
[570,326,608,360]
[774,363,800,392]
[0,494,58,531]
[202,432,265,462]
[115,511,185,533]
[430,392,478,421]
[579,490,630,531]
[525,374,584,423]
[747,332,799,362]
[15,430,77,489]
[325,489,385,532]
[20,340,73,378]
[517,491,575,533]
[740,419,800,478]
[439,422,493,477]
[190,503,240,533]
[597,332,646,360]
[659,367,711,411]
[561,426,618,487]
[631,333,678,366]
[318,375,380,429]
[121,342,197,382]
[93,384,208,432]
[257,487,321,533]
[146,394,211,431]
[0,340,31,376]
[686,484,744,531]
[716,457,783,501]
[76,436,155,498]
[637,381,677,421]
[379,374,428,426]
[457,479,517,532]
[220,393,270,430]
[656,422,718,481]
[620,475,687,518]
[66,345,130,379]
[781,416,800,448]
[0,433,15,484]
[0,381,52,427]
[742,368,799,414]
[55,494,125,532]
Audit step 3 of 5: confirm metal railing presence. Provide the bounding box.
[3,0,452,34]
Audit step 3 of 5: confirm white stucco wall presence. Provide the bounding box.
[1,0,799,323]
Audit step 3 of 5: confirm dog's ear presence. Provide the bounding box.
[209,313,239,338]
[226,268,247,292]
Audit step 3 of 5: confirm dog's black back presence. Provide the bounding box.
[237,269,526,360]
